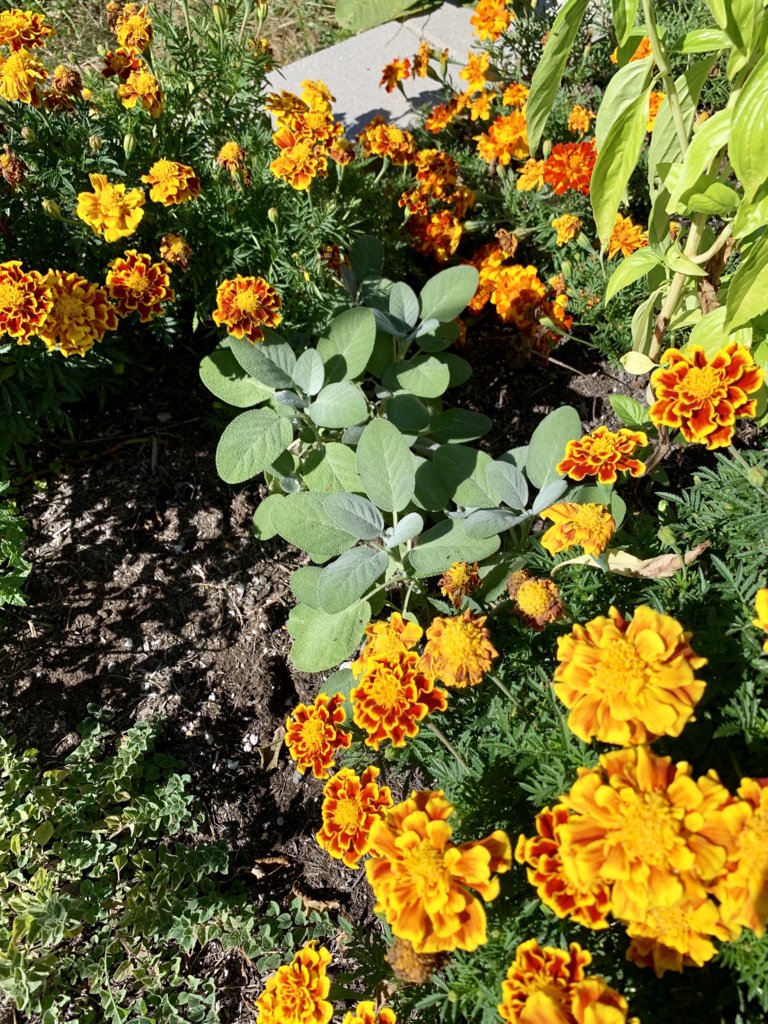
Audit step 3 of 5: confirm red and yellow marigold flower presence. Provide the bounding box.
[106,250,174,322]
[753,589,768,652]
[554,605,708,746]
[557,425,647,484]
[438,561,481,609]
[471,0,512,41]
[412,40,432,77]
[352,612,422,678]
[366,789,512,953]
[270,130,325,189]
[414,148,458,199]
[284,692,352,779]
[102,46,142,80]
[515,805,611,930]
[608,213,648,258]
[714,777,768,938]
[76,173,145,243]
[0,260,52,342]
[475,111,528,165]
[516,158,546,191]
[539,502,616,557]
[552,213,582,246]
[159,233,192,271]
[351,650,448,749]
[141,159,200,205]
[115,3,153,52]
[502,82,528,108]
[0,47,46,104]
[543,141,597,195]
[491,264,547,328]
[420,609,497,687]
[316,766,393,868]
[212,275,282,344]
[37,270,117,357]
[358,120,417,164]
[380,57,410,92]
[117,64,163,116]
[507,571,563,630]
[649,342,763,450]
[425,96,463,134]
[567,104,595,135]
[647,90,665,130]
[459,51,489,94]
[0,9,52,50]
[407,210,462,263]
[255,942,333,1024]
[342,1002,396,1024]
[625,886,731,976]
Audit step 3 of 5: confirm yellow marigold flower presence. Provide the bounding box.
[753,589,768,652]
[560,745,738,924]
[626,887,730,976]
[380,57,410,92]
[366,789,512,953]
[515,158,546,191]
[76,173,145,243]
[141,159,199,205]
[102,45,142,80]
[515,804,611,930]
[507,571,563,630]
[552,213,582,246]
[557,425,647,484]
[610,35,652,64]
[106,249,174,322]
[0,260,52,342]
[407,210,462,263]
[420,609,497,688]
[117,64,163,116]
[554,605,707,746]
[608,213,648,258]
[0,47,46,104]
[539,501,616,557]
[159,232,192,271]
[0,145,26,188]
[499,939,634,1024]
[352,612,423,678]
[567,104,595,135]
[351,650,448,749]
[217,140,246,172]
[471,0,512,42]
[342,1002,396,1024]
[270,125,328,189]
[449,183,475,217]
[439,561,480,609]
[649,342,763,450]
[212,275,282,344]
[412,40,432,77]
[316,766,393,869]
[491,264,547,328]
[359,120,417,164]
[115,3,153,52]
[465,88,493,122]
[647,90,665,130]
[0,9,52,50]
[459,51,489,95]
[714,776,768,938]
[543,141,597,195]
[502,82,528,108]
[255,942,332,1024]
[475,111,528,165]
[264,89,308,125]
[301,78,334,112]
[37,270,117,357]
[284,692,352,780]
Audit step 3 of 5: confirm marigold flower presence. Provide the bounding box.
[439,561,481,609]
[560,745,739,923]
[475,111,528,165]
[37,270,117,357]
[552,213,582,246]
[301,78,334,112]
[649,342,763,450]
[159,232,192,271]
[212,275,282,344]
[420,609,497,687]
[557,425,647,484]
[412,40,432,77]
[44,63,82,110]
[515,158,546,191]
[567,104,595,135]
[449,183,475,217]
[753,589,768,652]
[264,88,308,124]
[715,777,768,938]
[424,96,462,133]
[115,3,153,52]
[316,766,392,868]
[515,804,611,929]
[0,146,26,189]
[471,0,512,41]
[539,501,615,557]
[351,650,448,749]
[407,210,462,263]
[255,942,332,1024]
[359,121,417,164]
[502,82,528,108]
[467,242,507,312]
[380,57,410,92]
[366,789,512,953]
[118,64,163,116]
[0,260,52,342]
[647,90,665,130]
[270,134,325,189]
[626,887,730,976]
[608,213,647,258]
[543,141,597,195]
[459,51,489,94]
[352,612,423,678]
[141,159,199,204]
[491,264,547,328]
[217,140,246,173]
[106,250,174,322]
[0,9,52,50]
[284,692,352,779]
[507,571,563,630]
[610,35,652,64]
[76,173,145,243]
[102,46,142,79]
[465,89,493,122]
[0,47,46,104]
[342,1002,396,1024]
[499,939,634,1024]
[414,148,458,199]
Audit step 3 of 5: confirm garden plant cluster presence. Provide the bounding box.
[0,0,768,1022]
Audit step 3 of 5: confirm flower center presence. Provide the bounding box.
[402,838,447,890]
[123,269,151,295]
[0,280,25,312]
[589,437,617,460]
[300,715,328,754]
[592,636,648,698]
[233,289,263,316]
[613,790,680,864]
[516,580,552,618]
[330,792,362,833]
[683,365,724,402]
[738,808,768,869]
[365,667,405,712]
[53,293,83,321]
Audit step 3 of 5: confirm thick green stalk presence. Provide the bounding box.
[641,0,689,154]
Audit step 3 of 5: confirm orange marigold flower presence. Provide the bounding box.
[649,342,763,450]
[412,40,432,77]
[351,612,423,679]
[366,789,512,953]
[543,141,597,195]
[502,82,528,108]
[626,887,731,976]
[567,104,595,135]
[106,249,174,322]
[117,64,163,116]
[465,89,493,122]
[414,148,458,199]
[647,90,665,130]
[491,264,547,328]
[102,46,142,79]
[351,650,448,749]
[37,270,117,357]
[359,121,417,164]
[76,173,145,243]
[439,561,481,609]
[608,213,648,258]
[714,777,768,938]
[557,425,647,484]
[424,96,462,134]
[560,745,739,924]
[159,232,192,271]
[0,260,52,342]
[516,158,546,191]
[610,35,652,64]
[539,501,615,557]
[499,939,634,1024]
[0,47,46,104]
[552,213,582,246]
[475,110,528,165]
[753,589,768,653]
[449,183,475,217]
[270,131,325,190]
[471,0,512,42]
[255,942,333,1024]
[342,1003,395,1024]
[507,571,563,630]
[0,9,52,50]
[515,804,611,929]
[115,3,153,52]
[554,605,707,746]
[407,210,462,263]
[459,51,489,94]
[212,275,282,344]
[284,692,352,779]
[380,57,410,92]
[316,766,393,869]
[217,140,246,173]
[141,159,200,205]
[420,609,497,687]
[466,242,507,312]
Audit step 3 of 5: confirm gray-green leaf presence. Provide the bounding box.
[324,493,385,539]
[318,547,388,613]
[292,349,325,395]
[356,418,416,512]
[287,599,371,671]
[215,408,293,485]
[526,406,582,489]
[419,265,479,323]
[406,519,501,577]
[317,307,377,383]
[309,382,369,428]
[199,345,272,407]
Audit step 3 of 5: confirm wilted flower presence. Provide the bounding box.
[385,937,449,984]
[217,140,250,182]
[284,692,352,779]
[439,561,481,608]
[212,275,282,344]
[507,571,563,630]
[159,233,192,271]
[0,146,26,189]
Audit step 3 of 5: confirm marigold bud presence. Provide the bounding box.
[212,2,226,27]
[747,466,768,489]
[89,135,103,152]
[42,199,63,220]
[267,206,279,223]
[21,127,37,144]
[542,138,552,158]
[123,132,137,159]
[656,525,676,548]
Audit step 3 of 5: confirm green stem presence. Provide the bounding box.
[425,720,469,771]
[649,212,706,360]
[489,673,514,701]
[642,0,689,154]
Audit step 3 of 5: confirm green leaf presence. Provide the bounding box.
[672,26,733,51]
[630,289,663,354]
[324,493,385,539]
[648,58,717,190]
[272,492,357,563]
[731,51,768,201]
[525,0,590,154]
[386,393,431,433]
[356,418,415,512]
[292,349,325,395]
[605,249,664,303]
[687,306,753,355]
[464,508,529,539]
[215,409,293,485]
[227,335,296,389]
[252,493,285,540]
[303,442,364,494]
[406,519,501,577]
[679,177,740,215]
[609,394,651,428]
[318,667,356,705]
[725,233,768,330]
[733,191,768,240]
[309,382,368,429]
[318,548,388,613]
[526,406,582,489]
[287,599,370,671]
[317,308,377,383]
[438,353,472,387]
[486,460,529,510]
[418,265,479,322]
[384,512,424,547]
[412,456,452,511]
[428,409,492,443]
[666,108,731,211]
[433,446,500,508]
[611,0,639,45]
[389,282,420,327]
[383,355,451,398]
[199,346,272,407]
[290,566,323,609]
[595,57,653,149]
[349,235,384,281]
[665,243,709,277]
[591,89,651,247]
[33,821,54,846]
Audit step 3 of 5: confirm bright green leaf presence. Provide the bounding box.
[731,51,768,201]
[725,233,768,329]
[595,57,653,149]
[591,89,651,247]
[606,248,664,303]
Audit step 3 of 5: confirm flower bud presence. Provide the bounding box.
[542,138,552,158]
[123,132,137,159]
[212,2,227,27]
[657,525,676,548]
[267,206,279,223]
[42,199,63,220]
[560,259,572,277]
[747,466,768,489]
[20,126,37,144]
[88,134,103,153]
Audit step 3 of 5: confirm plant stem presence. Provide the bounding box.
[425,720,469,771]
[642,0,689,154]
[489,673,514,701]
[649,212,706,360]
